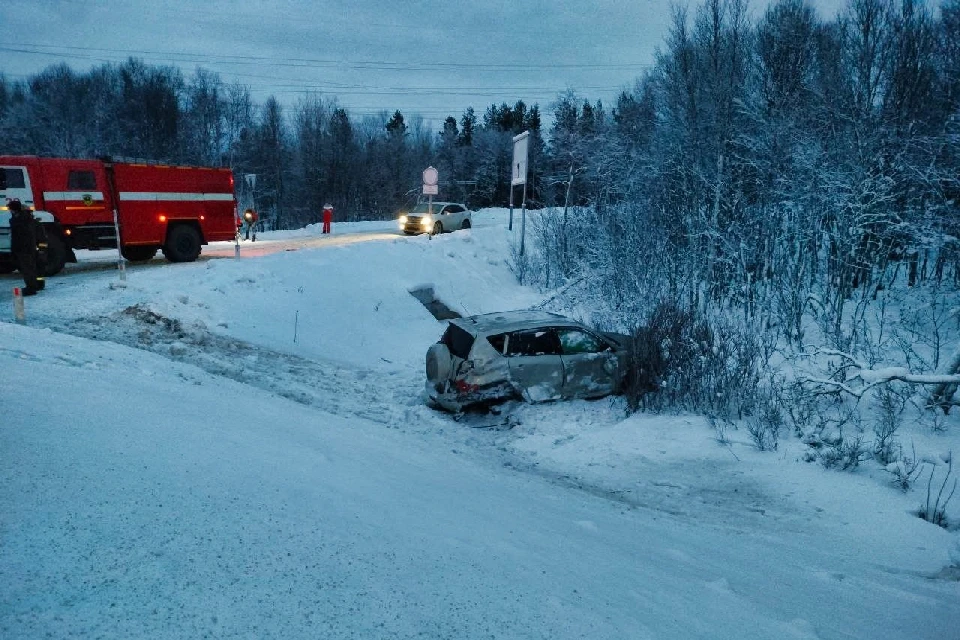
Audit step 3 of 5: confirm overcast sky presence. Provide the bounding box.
[5,0,846,127]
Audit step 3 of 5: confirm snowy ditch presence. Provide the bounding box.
[55,304,798,531]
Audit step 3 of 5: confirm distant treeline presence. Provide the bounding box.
[0,57,550,226]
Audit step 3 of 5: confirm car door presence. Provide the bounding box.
[556,327,618,399]
[438,204,457,228]
[445,204,464,228]
[506,328,565,402]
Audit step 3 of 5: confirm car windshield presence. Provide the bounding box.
[410,203,440,214]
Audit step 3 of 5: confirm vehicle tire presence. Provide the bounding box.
[163,225,202,262]
[426,343,452,384]
[40,232,68,277]
[432,221,443,235]
[403,231,416,236]
[121,245,158,262]
[461,218,471,230]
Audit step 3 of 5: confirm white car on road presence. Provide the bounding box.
[398,202,472,235]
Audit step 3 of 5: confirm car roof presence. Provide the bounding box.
[451,310,580,334]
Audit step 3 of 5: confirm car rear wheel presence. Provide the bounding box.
[426,343,453,384]
[461,219,471,230]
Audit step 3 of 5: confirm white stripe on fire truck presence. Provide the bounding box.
[43,191,105,201]
[118,192,234,202]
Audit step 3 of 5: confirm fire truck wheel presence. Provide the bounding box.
[121,246,158,262]
[40,233,68,277]
[163,225,202,262]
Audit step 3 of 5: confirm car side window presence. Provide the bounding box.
[557,328,609,354]
[505,329,561,357]
[447,205,463,214]
[486,333,507,354]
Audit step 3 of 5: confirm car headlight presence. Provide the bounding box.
[399,215,408,224]
[421,215,433,227]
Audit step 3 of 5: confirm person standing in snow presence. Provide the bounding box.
[243,208,259,241]
[8,199,45,295]
[322,204,333,234]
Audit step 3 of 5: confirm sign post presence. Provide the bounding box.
[12,287,25,324]
[511,131,530,251]
[423,166,439,235]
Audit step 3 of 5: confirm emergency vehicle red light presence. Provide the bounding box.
[200,215,205,220]
[159,214,167,222]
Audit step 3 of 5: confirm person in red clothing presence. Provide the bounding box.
[243,208,259,241]
[322,204,333,234]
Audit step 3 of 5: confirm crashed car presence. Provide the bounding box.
[425,310,631,412]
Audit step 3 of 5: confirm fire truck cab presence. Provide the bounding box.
[0,156,238,276]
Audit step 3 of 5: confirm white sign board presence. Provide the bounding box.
[423,165,439,195]
[511,130,530,186]
[422,166,438,186]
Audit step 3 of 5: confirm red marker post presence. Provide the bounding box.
[12,287,26,324]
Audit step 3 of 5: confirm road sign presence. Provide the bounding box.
[511,131,529,186]
[423,166,439,195]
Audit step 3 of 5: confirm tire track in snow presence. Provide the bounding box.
[62,305,438,430]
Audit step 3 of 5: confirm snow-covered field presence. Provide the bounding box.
[2,209,958,639]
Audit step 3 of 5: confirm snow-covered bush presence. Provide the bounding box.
[816,431,868,471]
[622,302,764,418]
[886,443,922,492]
[918,453,957,529]
[710,415,734,445]
[872,386,906,465]
[747,396,783,452]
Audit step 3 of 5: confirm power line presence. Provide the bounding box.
[0,43,654,72]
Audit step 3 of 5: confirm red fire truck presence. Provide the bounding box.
[0,156,238,275]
